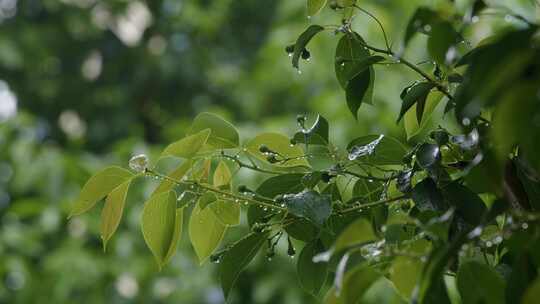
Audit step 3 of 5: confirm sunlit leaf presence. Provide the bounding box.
[189,199,227,264]
[70,166,134,217]
[162,129,211,159]
[141,191,180,269]
[246,132,310,168]
[188,112,239,149]
[334,218,377,253]
[307,0,327,17]
[152,161,192,196]
[100,180,131,249]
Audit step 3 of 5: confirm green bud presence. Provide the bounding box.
[285,44,294,54]
[259,144,271,153]
[301,48,310,60]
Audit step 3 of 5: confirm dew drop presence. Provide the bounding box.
[297,69,302,75]
[263,207,268,211]
[522,222,529,230]
[288,53,292,58]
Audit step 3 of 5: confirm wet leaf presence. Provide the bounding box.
[283,190,332,227]
[188,112,239,149]
[219,232,269,299]
[292,25,325,69]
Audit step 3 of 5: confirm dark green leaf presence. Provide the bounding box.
[416,143,441,169]
[442,181,487,225]
[219,232,269,299]
[285,217,320,241]
[412,178,446,212]
[292,25,325,69]
[346,69,371,119]
[283,190,332,227]
[427,21,460,65]
[457,261,505,304]
[403,7,439,48]
[398,82,436,123]
[347,135,407,165]
[297,240,328,295]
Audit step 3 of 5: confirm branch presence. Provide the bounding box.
[339,195,406,214]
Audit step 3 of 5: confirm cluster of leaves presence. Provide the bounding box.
[71,0,540,303]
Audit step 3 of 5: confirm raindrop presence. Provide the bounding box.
[348,134,384,160]
[462,118,471,126]
[306,58,311,62]
[424,25,432,32]
[129,154,149,172]
[243,201,249,206]
[522,223,529,230]
[288,53,293,58]
[486,241,493,247]
[263,207,268,211]
[234,199,239,203]
[368,179,373,183]
[297,69,302,75]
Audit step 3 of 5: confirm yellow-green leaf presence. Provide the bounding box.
[100,180,131,250]
[188,112,239,149]
[141,191,179,269]
[307,0,327,17]
[334,218,377,253]
[164,207,184,264]
[162,129,211,159]
[390,256,422,299]
[246,133,310,168]
[404,91,444,140]
[210,200,240,226]
[70,166,134,217]
[189,200,227,264]
[152,161,192,197]
[213,160,232,188]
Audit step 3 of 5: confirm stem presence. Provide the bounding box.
[339,195,406,214]
[347,22,454,100]
[146,169,286,211]
[342,169,395,182]
[353,4,391,52]
[220,153,282,175]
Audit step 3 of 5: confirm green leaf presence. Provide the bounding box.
[403,7,439,48]
[213,160,232,188]
[412,178,446,212]
[283,190,332,227]
[442,181,487,225]
[162,129,211,159]
[398,82,436,123]
[70,166,134,217]
[457,261,505,304]
[285,217,320,241]
[335,32,375,113]
[427,21,460,65]
[152,161,192,196]
[248,173,305,227]
[141,191,181,269]
[246,133,310,168]
[189,199,227,264]
[522,277,540,304]
[199,192,217,210]
[345,68,371,119]
[404,91,444,140]
[292,25,325,69]
[297,240,328,295]
[336,0,356,8]
[210,200,240,226]
[293,115,329,145]
[334,218,377,253]
[347,135,407,165]
[492,82,540,174]
[307,0,327,17]
[188,112,239,149]
[324,264,381,304]
[390,257,423,300]
[219,232,269,299]
[415,143,441,169]
[100,180,131,249]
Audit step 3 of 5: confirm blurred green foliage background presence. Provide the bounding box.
[0,0,537,303]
